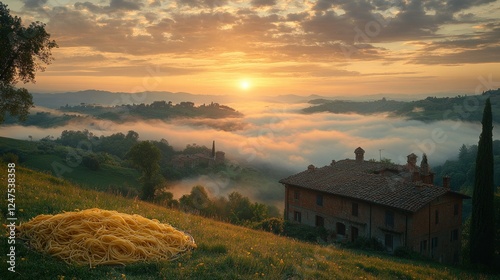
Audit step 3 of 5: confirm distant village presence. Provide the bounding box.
[171,141,225,169]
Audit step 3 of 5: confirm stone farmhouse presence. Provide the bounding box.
[279,147,470,264]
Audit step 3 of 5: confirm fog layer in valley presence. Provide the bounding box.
[2,100,491,170]
[1,99,494,209]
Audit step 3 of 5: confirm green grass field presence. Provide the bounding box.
[23,156,140,191]
[0,165,496,279]
[0,136,140,191]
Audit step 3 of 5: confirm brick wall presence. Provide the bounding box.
[284,184,464,263]
[369,204,408,251]
[408,194,463,263]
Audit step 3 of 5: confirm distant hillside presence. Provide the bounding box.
[0,166,494,279]
[59,101,242,121]
[3,100,244,131]
[31,90,450,110]
[304,89,500,123]
[31,90,315,108]
[32,90,210,108]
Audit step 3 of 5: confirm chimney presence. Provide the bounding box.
[354,147,365,162]
[308,164,315,172]
[407,153,418,171]
[443,176,451,189]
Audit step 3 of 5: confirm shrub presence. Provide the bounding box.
[154,190,179,208]
[82,154,100,171]
[394,246,414,259]
[283,222,328,243]
[348,237,385,251]
[254,218,285,235]
[2,152,19,164]
[37,141,55,153]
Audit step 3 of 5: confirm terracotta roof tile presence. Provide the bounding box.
[279,159,469,212]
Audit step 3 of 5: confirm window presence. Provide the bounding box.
[385,234,393,250]
[316,194,323,206]
[431,237,439,257]
[420,240,428,254]
[352,202,359,217]
[351,226,359,242]
[385,210,394,228]
[294,190,300,200]
[450,229,459,242]
[431,237,439,249]
[315,215,324,227]
[454,204,459,216]
[294,211,301,223]
[336,222,346,235]
[435,210,439,224]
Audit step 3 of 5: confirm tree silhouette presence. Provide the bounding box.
[0,3,57,123]
[470,98,495,266]
[179,185,211,212]
[126,141,162,200]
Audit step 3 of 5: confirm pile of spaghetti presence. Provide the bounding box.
[16,208,196,266]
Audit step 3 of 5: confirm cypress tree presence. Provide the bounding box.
[470,98,495,266]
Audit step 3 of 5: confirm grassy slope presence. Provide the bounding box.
[0,166,494,280]
[0,136,140,190]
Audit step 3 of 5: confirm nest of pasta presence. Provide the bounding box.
[16,208,196,266]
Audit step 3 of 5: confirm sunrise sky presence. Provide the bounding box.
[5,0,500,96]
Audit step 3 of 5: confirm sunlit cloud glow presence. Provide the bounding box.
[3,0,499,95]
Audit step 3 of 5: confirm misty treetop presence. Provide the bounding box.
[2,100,244,131]
[43,129,225,181]
[55,129,141,159]
[58,100,243,121]
[432,141,500,195]
[177,185,280,226]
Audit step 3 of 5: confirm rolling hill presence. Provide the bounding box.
[0,165,495,279]
[0,136,140,191]
[304,89,500,124]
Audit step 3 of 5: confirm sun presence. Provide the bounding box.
[239,80,251,90]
